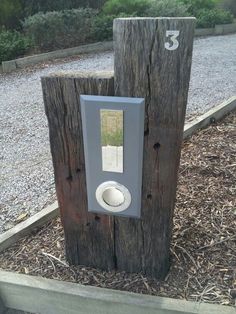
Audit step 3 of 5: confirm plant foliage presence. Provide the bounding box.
[218,0,236,16]
[197,8,233,27]
[23,8,97,51]
[179,0,219,15]
[145,0,189,17]
[91,14,116,41]
[0,0,22,29]
[102,0,151,16]
[0,30,31,62]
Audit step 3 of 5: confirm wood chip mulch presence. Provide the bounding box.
[0,112,235,307]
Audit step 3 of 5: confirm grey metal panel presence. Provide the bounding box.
[80,95,144,218]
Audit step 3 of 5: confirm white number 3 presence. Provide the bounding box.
[165,30,180,51]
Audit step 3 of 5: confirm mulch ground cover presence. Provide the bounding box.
[0,112,235,307]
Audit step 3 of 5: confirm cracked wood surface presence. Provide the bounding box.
[42,71,115,270]
[41,18,195,277]
[113,18,196,278]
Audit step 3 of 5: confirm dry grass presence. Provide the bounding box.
[0,112,235,307]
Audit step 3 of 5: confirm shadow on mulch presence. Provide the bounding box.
[0,112,235,307]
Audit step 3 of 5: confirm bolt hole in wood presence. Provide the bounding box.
[66,175,73,181]
[94,216,100,222]
[147,194,152,200]
[76,168,81,173]
[153,142,161,151]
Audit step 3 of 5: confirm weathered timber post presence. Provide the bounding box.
[42,17,195,279]
[113,18,195,278]
[42,71,115,270]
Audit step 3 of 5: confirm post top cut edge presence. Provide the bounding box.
[114,17,196,21]
[41,70,114,80]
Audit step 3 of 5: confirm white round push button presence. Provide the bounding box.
[102,187,125,207]
[96,181,131,213]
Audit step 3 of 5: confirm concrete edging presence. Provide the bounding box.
[194,22,236,36]
[0,270,235,314]
[183,96,236,139]
[1,22,236,73]
[1,41,113,73]
[0,202,59,253]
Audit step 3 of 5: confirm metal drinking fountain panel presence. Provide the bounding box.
[80,95,144,218]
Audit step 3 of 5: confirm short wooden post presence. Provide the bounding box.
[42,71,115,270]
[113,18,196,278]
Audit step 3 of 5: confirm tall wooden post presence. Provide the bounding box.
[113,18,195,278]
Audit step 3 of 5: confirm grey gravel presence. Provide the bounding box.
[0,34,236,233]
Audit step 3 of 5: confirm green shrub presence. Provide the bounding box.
[197,8,233,27]
[145,0,189,17]
[0,0,106,30]
[22,8,97,51]
[179,0,218,16]
[0,30,31,62]
[91,12,134,41]
[0,0,23,29]
[218,0,236,16]
[91,14,116,41]
[102,0,151,16]
[96,0,190,41]
[22,0,106,16]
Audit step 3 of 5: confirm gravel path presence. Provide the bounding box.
[0,34,236,233]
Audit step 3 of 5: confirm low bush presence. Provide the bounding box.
[91,12,135,41]
[19,0,235,53]
[96,0,189,41]
[102,0,151,16]
[22,8,97,51]
[196,8,234,28]
[91,14,116,41]
[0,29,31,63]
[179,0,218,16]
[0,0,23,29]
[218,0,236,16]
[145,0,189,17]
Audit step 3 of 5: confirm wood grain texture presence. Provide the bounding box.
[42,71,115,270]
[114,18,196,277]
